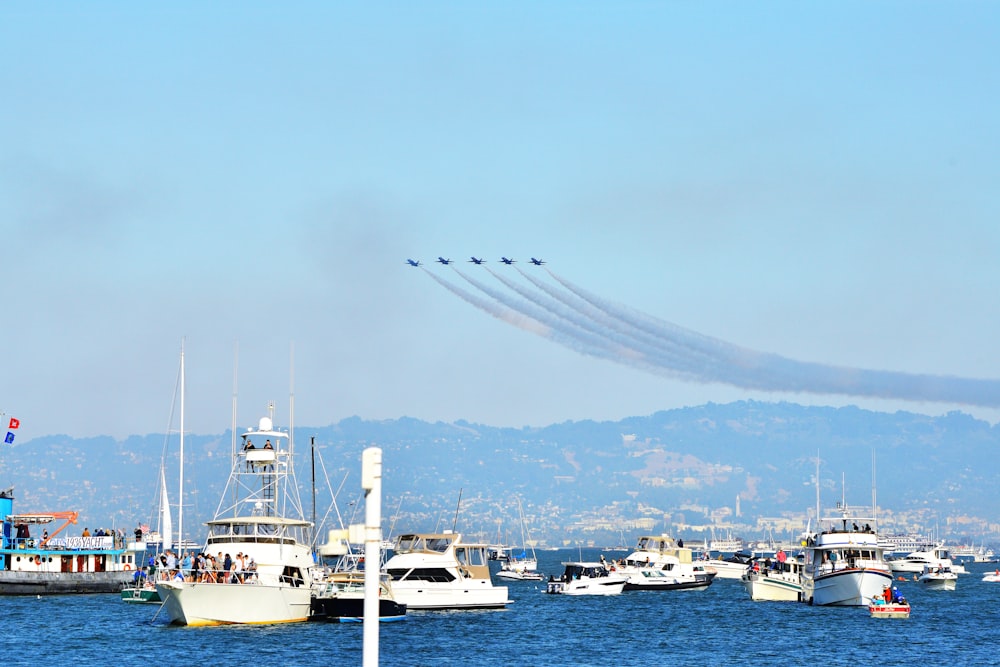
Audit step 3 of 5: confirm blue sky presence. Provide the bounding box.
[2,2,998,439]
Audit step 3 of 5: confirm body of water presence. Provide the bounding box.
[3,550,998,666]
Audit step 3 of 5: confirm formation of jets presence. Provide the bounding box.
[407,256,544,267]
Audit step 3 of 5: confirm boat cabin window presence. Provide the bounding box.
[424,537,452,553]
[455,546,486,566]
[258,523,278,536]
[387,567,456,582]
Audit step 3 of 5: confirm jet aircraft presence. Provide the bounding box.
[437,257,453,265]
[406,259,421,267]
[529,257,546,266]
[500,257,515,265]
[468,257,486,264]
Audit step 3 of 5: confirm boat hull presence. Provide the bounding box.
[869,603,910,618]
[741,572,803,602]
[918,576,957,591]
[156,580,311,625]
[310,595,407,622]
[0,570,132,595]
[388,583,511,610]
[624,573,714,591]
[546,579,625,595]
[804,568,892,606]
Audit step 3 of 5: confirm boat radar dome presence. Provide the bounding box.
[258,417,273,431]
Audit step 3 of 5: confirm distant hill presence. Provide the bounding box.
[3,401,998,547]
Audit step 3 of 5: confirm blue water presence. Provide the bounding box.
[3,550,998,666]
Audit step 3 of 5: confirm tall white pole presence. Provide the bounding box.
[362,447,382,667]
[178,339,185,557]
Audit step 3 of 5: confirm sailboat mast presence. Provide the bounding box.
[178,339,185,555]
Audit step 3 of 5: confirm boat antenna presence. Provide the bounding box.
[814,450,820,531]
[451,488,463,532]
[311,435,316,549]
[871,449,878,533]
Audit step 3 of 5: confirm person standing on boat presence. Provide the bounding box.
[244,439,256,470]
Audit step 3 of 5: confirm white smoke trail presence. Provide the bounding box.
[449,267,675,376]
[423,263,1000,407]
[541,269,1000,407]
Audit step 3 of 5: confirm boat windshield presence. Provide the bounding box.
[395,534,454,553]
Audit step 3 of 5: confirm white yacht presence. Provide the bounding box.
[616,534,715,591]
[888,544,966,575]
[545,561,627,595]
[156,409,315,625]
[917,565,957,591]
[702,552,754,580]
[801,508,892,606]
[383,531,511,610]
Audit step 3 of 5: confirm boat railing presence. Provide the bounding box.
[142,562,309,587]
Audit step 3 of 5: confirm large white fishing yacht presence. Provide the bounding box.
[801,506,892,606]
[156,407,315,625]
[383,531,511,610]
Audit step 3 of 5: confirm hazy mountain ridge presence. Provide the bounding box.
[2,401,998,545]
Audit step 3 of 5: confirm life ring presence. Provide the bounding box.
[34,557,41,566]
[124,564,132,571]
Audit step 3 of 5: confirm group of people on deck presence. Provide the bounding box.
[142,549,257,584]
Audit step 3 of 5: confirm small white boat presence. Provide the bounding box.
[917,565,957,591]
[741,555,804,602]
[616,534,715,590]
[702,551,754,580]
[496,497,542,581]
[495,559,544,581]
[546,562,627,595]
[981,569,1000,583]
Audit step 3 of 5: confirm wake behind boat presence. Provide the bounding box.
[156,407,314,625]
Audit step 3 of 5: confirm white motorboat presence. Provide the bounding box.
[741,554,804,602]
[801,507,892,607]
[888,544,966,575]
[545,562,627,595]
[495,557,543,581]
[156,407,315,625]
[383,532,511,610]
[981,569,1000,583]
[917,565,957,591]
[702,551,754,580]
[615,534,715,591]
